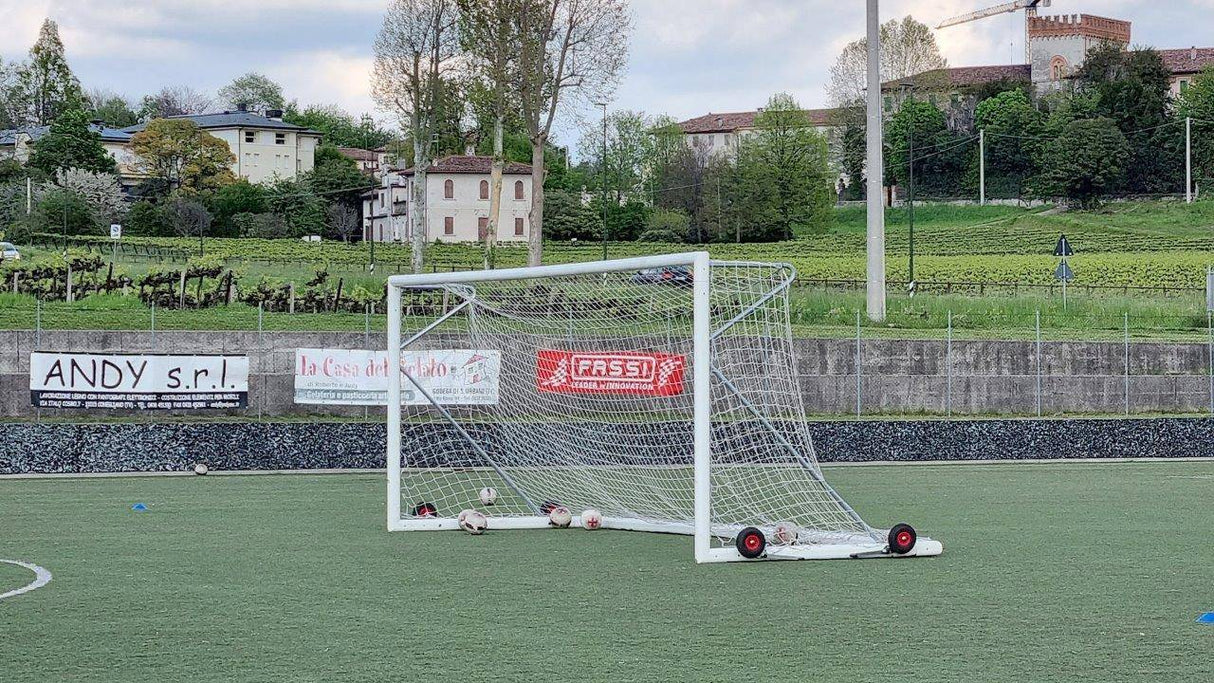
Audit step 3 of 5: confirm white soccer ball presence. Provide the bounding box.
[479,487,498,506]
[773,522,799,545]
[548,505,572,528]
[192,463,209,476]
[581,508,603,530]
[458,509,488,535]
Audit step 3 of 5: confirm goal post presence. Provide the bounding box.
[386,252,942,562]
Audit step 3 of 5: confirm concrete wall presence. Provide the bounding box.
[3,417,1211,475]
[4,330,1213,419]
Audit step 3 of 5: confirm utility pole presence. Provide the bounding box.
[597,102,609,261]
[1187,116,1193,204]
[865,0,886,322]
[26,177,32,216]
[901,82,916,294]
[979,128,986,206]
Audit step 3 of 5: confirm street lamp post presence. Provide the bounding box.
[596,102,609,261]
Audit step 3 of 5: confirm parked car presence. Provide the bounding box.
[0,242,20,260]
[631,266,692,287]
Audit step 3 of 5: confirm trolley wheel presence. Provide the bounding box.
[736,527,767,559]
[412,502,438,518]
[888,524,917,555]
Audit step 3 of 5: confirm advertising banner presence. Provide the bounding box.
[294,348,501,406]
[536,350,686,396]
[30,353,248,410]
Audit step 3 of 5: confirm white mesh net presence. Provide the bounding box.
[391,259,879,550]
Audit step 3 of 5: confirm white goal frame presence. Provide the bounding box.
[386,252,943,563]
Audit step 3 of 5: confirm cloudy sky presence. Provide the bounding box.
[2,0,1212,146]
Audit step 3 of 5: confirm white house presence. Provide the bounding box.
[122,107,322,184]
[362,155,534,244]
[0,122,137,175]
[677,108,842,159]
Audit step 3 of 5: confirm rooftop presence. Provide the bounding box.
[123,111,321,135]
[0,122,132,146]
[397,155,533,175]
[1158,47,1214,75]
[678,108,843,134]
[882,64,1032,91]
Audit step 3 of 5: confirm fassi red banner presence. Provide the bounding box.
[536,350,686,396]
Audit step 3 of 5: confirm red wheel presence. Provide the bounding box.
[736,527,767,559]
[412,502,437,518]
[888,524,917,554]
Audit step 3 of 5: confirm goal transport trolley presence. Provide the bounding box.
[386,252,943,563]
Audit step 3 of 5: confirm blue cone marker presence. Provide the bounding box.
[131,503,148,511]
[1197,613,1214,625]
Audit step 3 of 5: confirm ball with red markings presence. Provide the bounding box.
[581,509,603,530]
[548,505,572,528]
[772,522,799,545]
[458,509,488,535]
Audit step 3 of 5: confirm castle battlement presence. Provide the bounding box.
[1028,14,1132,44]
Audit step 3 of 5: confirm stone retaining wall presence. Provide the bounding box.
[2,418,1209,475]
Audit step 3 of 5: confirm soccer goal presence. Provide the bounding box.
[386,252,942,562]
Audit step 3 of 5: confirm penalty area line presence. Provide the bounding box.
[0,560,52,601]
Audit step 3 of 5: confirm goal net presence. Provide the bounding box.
[386,253,941,562]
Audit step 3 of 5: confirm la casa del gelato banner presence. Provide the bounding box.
[30,353,249,410]
[294,348,501,406]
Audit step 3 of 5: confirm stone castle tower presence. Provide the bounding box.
[1029,14,1132,90]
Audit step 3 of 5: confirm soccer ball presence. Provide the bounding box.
[772,522,799,545]
[458,509,488,535]
[192,463,209,476]
[479,487,498,506]
[581,508,603,530]
[548,505,572,528]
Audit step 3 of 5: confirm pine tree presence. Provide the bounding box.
[18,19,82,126]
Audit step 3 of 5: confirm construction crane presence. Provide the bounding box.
[937,0,1053,63]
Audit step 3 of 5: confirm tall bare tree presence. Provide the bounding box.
[373,0,459,273]
[326,203,361,243]
[514,0,630,266]
[827,16,947,109]
[458,0,520,269]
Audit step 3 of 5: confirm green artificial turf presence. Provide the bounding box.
[2,462,1212,682]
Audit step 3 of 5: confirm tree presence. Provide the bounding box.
[125,201,172,237]
[265,177,326,237]
[218,72,286,113]
[35,188,96,237]
[513,0,631,264]
[578,110,661,205]
[165,198,213,254]
[85,89,139,128]
[827,16,947,108]
[1039,118,1130,208]
[283,104,393,148]
[16,19,82,126]
[1177,66,1214,193]
[654,144,711,238]
[543,189,599,240]
[731,94,834,241]
[373,0,460,272]
[129,119,236,194]
[974,89,1043,198]
[459,0,522,268]
[0,58,24,129]
[27,109,118,176]
[326,203,361,242]
[308,145,374,207]
[208,179,268,237]
[51,168,127,225]
[1077,45,1181,195]
[839,120,866,200]
[885,99,968,198]
[138,86,214,121]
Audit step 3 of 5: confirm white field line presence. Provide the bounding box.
[2,458,1212,481]
[0,560,52,601]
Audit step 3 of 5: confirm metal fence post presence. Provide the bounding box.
[258,302,265,421]
[946,310,952,417]
[1208,311,1212,415]
[1035,310,1042,418]
[855,310,862,418]
[150,302,156,346]
[1123,313,1130,416]
[364,302,371,421]
[35,298,41,349]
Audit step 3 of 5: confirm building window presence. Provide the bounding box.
[244,131,256,144]
[1180,79,1191,93]
[478,216,489,240]
[444,216,454,235]
[275,133,286,145]
[480,180,489,199]
[514,217,524,236]
[514,180,525,200]
[1050,56,1069,81]
[444,179,455,199]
